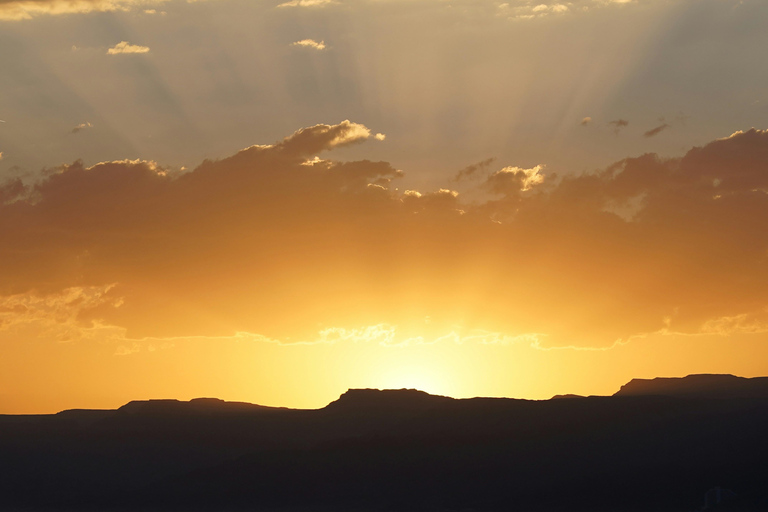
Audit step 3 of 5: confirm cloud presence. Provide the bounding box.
[700,312,768,336]
[71,122,93,134]
[0,284,543,350]
[454,157,496,182]
[497,2,571,20]
[291,39,326,50]
[107,41,150,55]
[486,164,546,193]
[0,177,24,203]
[0,0,647,21]
[643,123,670,138]
[271,119,378,156]
[115,342,141,356]
[0,285,123,343]
[277,0,336,7]
[0,0,165,21]
[580,117,592,126]
[609,119,629,133]
[1,123,767,349]
[318,324,397,345]
[532,3,569,14]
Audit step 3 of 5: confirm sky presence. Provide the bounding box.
[1,0,767,413]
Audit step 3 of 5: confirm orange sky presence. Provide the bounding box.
[1,0,768,413]
[1,122,767,413]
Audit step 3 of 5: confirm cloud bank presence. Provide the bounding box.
[0,0,165,20]
[1,122,766,348]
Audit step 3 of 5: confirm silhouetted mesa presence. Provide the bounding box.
[614,373,768,399]
[324,387,454,411]
[1,374,768,511]
[116,397,281,416]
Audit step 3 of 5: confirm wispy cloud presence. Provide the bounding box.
[291,39,326,50]
[71,122,93,134]
[454,157,496,182]
[0,0,166,21]
[498,2,570,20]
[107,41,150,55]
[643,123,670,138]
[609,118,629,133]
[278,0,336,8]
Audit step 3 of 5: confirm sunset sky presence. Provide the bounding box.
[1,0,767,413]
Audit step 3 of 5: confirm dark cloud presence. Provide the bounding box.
[1,123,766,348]
[453,158,496,182]
[0,177,25,204]
[643,123,670,138]
[609,119,629,133]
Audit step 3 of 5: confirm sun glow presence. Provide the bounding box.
[2,0,768,415]
[377,363,450,396]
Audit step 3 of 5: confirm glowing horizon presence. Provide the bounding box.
[1,0,767,414]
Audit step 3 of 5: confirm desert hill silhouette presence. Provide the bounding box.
[1,374,768,511]
[614,373,768,399]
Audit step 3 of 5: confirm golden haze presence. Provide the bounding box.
[1,122,768,413]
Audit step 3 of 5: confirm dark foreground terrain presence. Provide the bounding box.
[2,374,768,511]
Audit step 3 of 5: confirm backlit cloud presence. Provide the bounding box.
[277,0,336,8]
[498,2,571,20]
[0,0,165,20]
[107,41,150,54]
[0,285,123,343]
[1,122,766,350]
[71,122,93,134]
[274,119,379,154]
[292,39,326,50]
[487,164,546,193]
